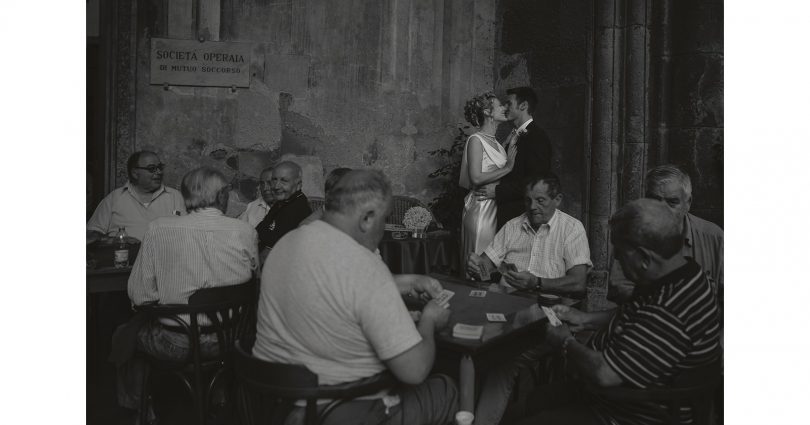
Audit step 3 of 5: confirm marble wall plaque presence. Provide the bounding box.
[150,38,251,87]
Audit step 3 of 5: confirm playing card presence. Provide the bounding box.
[541,306,563,327]
[469,290,487,298]
[433,289,455,308]
[498,261,518,274]
[452,323,483,340]
[486,313,506,322]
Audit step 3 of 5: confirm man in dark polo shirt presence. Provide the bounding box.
[516,199,721,425]
[255,161,312,256]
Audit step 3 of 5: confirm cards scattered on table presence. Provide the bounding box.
[452,323,484,340]
[486,313,506,322]
[541,306,563,327]
[469,290,487,298]
[434,289,455,308]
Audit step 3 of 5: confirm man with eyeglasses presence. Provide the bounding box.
[87,151,185,242]
[238,166,275,227]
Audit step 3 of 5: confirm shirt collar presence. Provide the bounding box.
[515,118,533,133]
[632,257,701,299]
[273,190,304,208]
[190,207,224,216]
[124,182,166,201]
[520,209,558,234]
[683,214,693,247]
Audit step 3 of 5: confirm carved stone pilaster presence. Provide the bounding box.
[112,0,138,187]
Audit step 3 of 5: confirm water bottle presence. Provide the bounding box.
[114,227,129,268]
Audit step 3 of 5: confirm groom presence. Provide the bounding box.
[476,86,552,229]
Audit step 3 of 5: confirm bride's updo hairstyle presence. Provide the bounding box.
[463,92,497,127]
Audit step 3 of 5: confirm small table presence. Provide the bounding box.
[425,274,576,413]
[379,231,458,274]
[86,242,138,381]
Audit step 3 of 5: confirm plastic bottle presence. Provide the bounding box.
[114,227,129,268]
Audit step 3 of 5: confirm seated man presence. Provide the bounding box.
[238,166,275,227]
[87,150,185,242]
[517,199,721,425]
[610,165,723,301]
[253,169,458,425]
[119,166,258,410]
[464,173,592,425]
[468,172,592,296]
[255,161,312,253]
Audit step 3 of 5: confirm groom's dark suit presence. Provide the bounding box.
[495,120,552,229]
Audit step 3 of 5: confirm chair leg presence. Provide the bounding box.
[139,364,152,425]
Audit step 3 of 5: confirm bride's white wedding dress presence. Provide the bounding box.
[459,132,507,274]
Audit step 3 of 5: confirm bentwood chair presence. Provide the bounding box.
[234,338,395,425]
[135,280,258,425]
[307,197,325,213]
[584,357,723,425]
[386,196,425,226]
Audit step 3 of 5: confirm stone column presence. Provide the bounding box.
[588,0,623,272]
[588,0,673,275]
[112,0,138,187]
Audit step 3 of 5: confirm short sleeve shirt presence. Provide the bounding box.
[253,220,422,386]
[484,210,592,278]
[87,184,186,241]
[587,259,721,424]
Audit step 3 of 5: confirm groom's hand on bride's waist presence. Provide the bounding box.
[474,183,497,200]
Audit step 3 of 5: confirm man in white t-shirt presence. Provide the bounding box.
[253,169,458,425]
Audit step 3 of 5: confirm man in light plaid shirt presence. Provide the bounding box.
[466,172,592,425]
[467,172,592,297]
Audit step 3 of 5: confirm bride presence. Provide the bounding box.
[459,92,517,276]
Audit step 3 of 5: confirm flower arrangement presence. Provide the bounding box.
[403,206,433,229]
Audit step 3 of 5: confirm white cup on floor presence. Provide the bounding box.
[455,410,474,425]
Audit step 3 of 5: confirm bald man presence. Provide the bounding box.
[255,161,312,253]
[517,199,721,425]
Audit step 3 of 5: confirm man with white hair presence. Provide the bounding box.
[610,165,723,301]
[255,161,312,252]
[254,169,458,424]
[119,166,258,411]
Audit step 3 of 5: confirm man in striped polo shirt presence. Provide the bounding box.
[516,199,721,425]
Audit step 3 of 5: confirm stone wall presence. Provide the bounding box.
[493,0,593,222]
[668,0,723,226]
[118,0,499,217]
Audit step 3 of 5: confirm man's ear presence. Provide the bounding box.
[636,246,653,270]
[358,208,376,233]
[519,100,529,112]
[216,188,230,212]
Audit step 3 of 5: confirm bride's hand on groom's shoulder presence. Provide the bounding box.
[506,146,518,169]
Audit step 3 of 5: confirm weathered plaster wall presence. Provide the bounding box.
[668,0,723,226]
[493,0,593,222]
[120,0,498,216]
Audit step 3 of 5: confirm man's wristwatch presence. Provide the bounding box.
[534,276,543,292]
